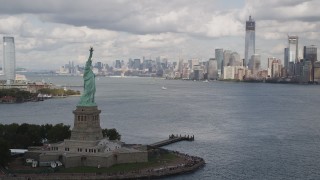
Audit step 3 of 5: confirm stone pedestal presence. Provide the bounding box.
[70,106,103,141]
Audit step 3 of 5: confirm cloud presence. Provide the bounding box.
[0,16,26,34]
[191,12,243,38]
[0,0,320,70]
[2,15,119,53]
[245,0,320,22]
[0,0,241,37]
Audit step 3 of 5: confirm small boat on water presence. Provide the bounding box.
[161,86,167,90]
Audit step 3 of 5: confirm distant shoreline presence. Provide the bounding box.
[0,87,80,104]
[163,77,320,85]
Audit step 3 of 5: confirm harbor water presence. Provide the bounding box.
[1,75,320,179]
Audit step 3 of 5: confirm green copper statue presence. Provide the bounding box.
[78,47,96,106]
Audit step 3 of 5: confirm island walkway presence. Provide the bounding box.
[149,134,195,148]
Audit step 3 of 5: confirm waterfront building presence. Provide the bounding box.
[215,49,224,70]
[288,36,299,64]
[235,67,245,80]
[142,59,152,70]
[281,67,287,78]
[188,59,199,70]
[284,48,289,69]
[115,60,122,69]
[268,58,275,69]
[94,62,103,71]
[288,62,295,76]
[128,58,133,69]
[245,69,252,78]
[178,59,184,75]
[207,58,218,80]
[267,58,282,78]
[223,50,232,67]
[56,61,81,76]
[245,16,255,67]
[133,59,141,70]
[223,66,245,80]
[182,67,191,79]
[303,45,317,82]
[58,66,69,75]
[303,45,317,62]
[230,52,241,66]
[193,65,204,81]
[200,61,207,75]
[271,60,281,78]
[250,54,261,76]
[257,70,269,79]
[295,61,303,77]
[267,57,276,77]
[174,71,181,79]
[314,61,320,83]
[15,74,27,83]
[3,37,16,84]
[223,66,235,79]
[302,61,312,83]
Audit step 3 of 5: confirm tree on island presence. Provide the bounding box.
[0,138,10,167]
[46,123,71,143]
[38,88,80,96]
[0,88,35,103]
[0,123,71,149]
[102,128,121,140]
[0,88,80,104]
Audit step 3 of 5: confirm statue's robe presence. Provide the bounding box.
[78,55,96,106]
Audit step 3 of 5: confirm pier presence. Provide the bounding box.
[149,134,194,148]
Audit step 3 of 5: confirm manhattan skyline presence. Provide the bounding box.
[0,0,319,70]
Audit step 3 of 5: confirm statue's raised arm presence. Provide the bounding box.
[89,47,93,60]
[78,47,96,107]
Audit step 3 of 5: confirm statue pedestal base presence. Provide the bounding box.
[70,106,103,141]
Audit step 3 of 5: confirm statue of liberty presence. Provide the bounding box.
[78,47,96,106]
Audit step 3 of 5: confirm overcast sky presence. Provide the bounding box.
[0,0,319,70]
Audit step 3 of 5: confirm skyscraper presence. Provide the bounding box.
[133,59,141,70]
[288,36,299,63]
[304,45,317,82]
[3,37,16,83]
[207,58,218,80]
[215,49,223,70]
[250,54,261,76]
[223,50,232,67]
[245,16,255,67]
[230,52,241,66]
[178,59,184,74]
[215,48,224,76]
[284,48,289,69]
[303,45,317,62]
[115,60,122,69]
